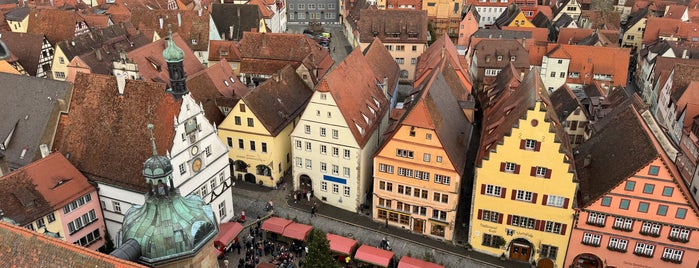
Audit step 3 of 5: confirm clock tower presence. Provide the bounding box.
[162,26,188,100]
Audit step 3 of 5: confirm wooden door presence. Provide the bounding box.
[509,243,531,262]
[412,218,424,233]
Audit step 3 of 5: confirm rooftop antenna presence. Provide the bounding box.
[148,124,157,156]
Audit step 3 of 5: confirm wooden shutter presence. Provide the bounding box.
[477,209,483,220]
[511,189,517,200]
[514,164,520,174]
[530,167,537,176]
[539,221,547,231]
[534,141,541,151]
[545,168,552,178]
[507,215,512,225]
[481,184,486,195]
[500,162,506,171]
[560,224,567,235]
[520,139,526,149]
[535,220,541,230]
[563,198,570,209]
[500,187,507,198]
[542,194,549,205]
[531,193,538,204]
[498,213,503,223]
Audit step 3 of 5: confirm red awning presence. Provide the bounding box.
[214,222,244,248]
[398,256,445,268]
[354,245,395,267]
[261,217,293,234]
[326,233,357,255]
[255,262,277,268]
[281,222,313,241]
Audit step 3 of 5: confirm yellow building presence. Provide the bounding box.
[218,65,313,187]
[422,0,463,41]
[373,55,472,241]
[5,7,29,33]
[505,11,534,28]
[470,69,577,267]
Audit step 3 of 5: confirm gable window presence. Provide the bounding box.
[532,166,551,178]
[601,196,612,207]
[234,116,241,125]
[676,208,687,219]
[619,199,630,209]
[396,149,414,159]
[304,125,311,134]
[643,184,655,194]
[662,186,673,197]
[295,140,302,149]
[436,156,442,163]
[247,118,254,127]
[332,129,338,139]
[624,181,635,191]
[638,202,649,213]
[649,165,660,175]
[521,139,540,151]
[435,174,449,184]
[657,205,668,216]
[423,153,431,162]
[545,195,567,208]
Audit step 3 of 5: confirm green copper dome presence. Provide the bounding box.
[162,30,184,63]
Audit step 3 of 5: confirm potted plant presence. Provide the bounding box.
[500,253,507,261]
[465,243,473,251]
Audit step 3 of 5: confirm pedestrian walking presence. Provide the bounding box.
[311,205,316,217]
[306,191,311,201]
[384,218,389,229]
[223,258,229,268]
[333,46,336,52]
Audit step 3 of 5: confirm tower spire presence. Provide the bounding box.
[163,24,188,100]
[148,123,157,156]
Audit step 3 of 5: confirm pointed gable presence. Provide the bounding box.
[318,49,389,147]
[186,60,248,125]
[243,65,313,136]
[362,38,400,97]
[127,32,206,85]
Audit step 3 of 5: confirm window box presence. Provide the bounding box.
[633,251,653,258]
[639,230,661,237]
[612,225,633,232]
[668,236,690,243]
[661,257,683,264]
[586,221,606,228]
[581,240,600,247]
[607,246,626,253]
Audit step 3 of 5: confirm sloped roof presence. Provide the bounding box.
[550,84,584,121]
[129,9,210,52]
[186,60,248,125]
[477,68,572,167]
[0,153,94,225]
[0,221,145,268]
[669,63,699,102]
[211,3,261,41]
[56,22,138,62]
[208,40,241,62]
[0,31,44,76]
[578,10,621,30]
[472,39,530,69]
[624,7,649,31]
[53,73,179,193]
[494,4,523,29]
[27,8,86,45]
[243,65,313,136]
[546,44,630,87]
[127,32,206,85]
[676,81,699,129]
[481,63,522,109]
[362,38,400,96]
[70,32,151,78]
[642,17,682,44]
[574,105,658,207]
[358,9,428,44]
[531,10,551,28]
[0,73,71,169]
[315,49,389,147]
[415,34,473,104]
[500,26,549,43]
[4,6,28,21]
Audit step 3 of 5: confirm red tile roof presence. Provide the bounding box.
[316,49,389,147]
[53,73,179,193]
[0,153,95,224]
[186,59,248,125]
[127,32,206,85]
[643,17,682,44]
[129,9,211,52]
[208,40,241,62]
[26,8,86,45]
[362,38,401,96]
[546,44,630,87]
[358,9,429,44]
[0,221,145,268]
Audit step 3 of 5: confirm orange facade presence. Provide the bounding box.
[566,158,699,268]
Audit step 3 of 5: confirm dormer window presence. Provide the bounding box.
[224,80,230,87]
[373,97,380,108]
[229,77,236,83]
[511,56,516,61]
[362,113,370,124]
[368,105,375,115]
[192,39,198,45]
[355,122,365,135]
[497,55,502,61]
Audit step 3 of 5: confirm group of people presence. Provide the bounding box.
[221,226,307,268]
[292,189,314,204]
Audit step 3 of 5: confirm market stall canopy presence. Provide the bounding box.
[398,256,445,268]
[261,217,293,234]
[326,233,357,255]
[354,244,395,267]
[282,222,313,241]
[214,222,244,249]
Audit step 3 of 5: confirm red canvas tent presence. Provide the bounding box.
[326,233,357,255]
[281,222,313,241]
[261,217,293,234]
[397,256,444,268]
[354,244,395,267]
[214,222,244,249]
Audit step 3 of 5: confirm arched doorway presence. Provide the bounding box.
[571,253,603,268]
[233,160,248,180]
[508,238,532,262]
[244,173,256,183]
[537,258,554,268]
[299,175,312,191]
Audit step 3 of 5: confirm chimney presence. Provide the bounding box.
[583,154,592,167]
[441,46,445,58]
[229,26,234,40]
[177,12,182,27]
[117,73,126,95]
[159,16,164,29]
[261,33,267,48]
[273,70,281,82]
[382,76,389,95]
[458,131,466,145]
[96,49,102,61]
[198,8,203,16]
[39,144,50,158]
[683,49,688,59]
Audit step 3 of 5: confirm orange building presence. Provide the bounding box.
[567,104,699,268]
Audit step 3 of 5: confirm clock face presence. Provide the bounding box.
[192,158,202,173]
[191,145,199,156]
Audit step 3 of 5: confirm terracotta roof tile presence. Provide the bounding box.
[0,153,95,224]
[129,9,210,52]
[578,10,621,30]
[53,73,179,193]
[550,83,584,121]
[186,59,248,125]
[547,44,630,87]
[0,31,45,76]
[67,32,151,80]
[127,32,206,85]
[500,26,549,43]
[316,49,389,147]
[643,17,682,44]
[27,8,87,45]
[208,40,241,62]
[472,39,530,69]
[481,62,521,108]
[358,9,428,44]
[211,4,261,41]
[248,0,274,18]
[669,63,699,102]
[0,221,145,267]
[362,38,400,96]
[243,65,313,136]
[56,22,139,63]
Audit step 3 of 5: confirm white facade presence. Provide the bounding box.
[474,6,507,28]
[170,93,234,224]
[540,56,571,93]
[37,36,54,78]
[97,183,145,244]
[267,3,288,33]
[291,91,388,212]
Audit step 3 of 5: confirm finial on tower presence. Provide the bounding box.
[148,124,157,156]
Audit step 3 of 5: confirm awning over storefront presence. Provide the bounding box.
[398,256,444,268]
[281,222,313,241]
[261,217,293,234]
[354,244,395,267]
[214,222,244,249]
[326,233,358,255]
[255,262,277,268]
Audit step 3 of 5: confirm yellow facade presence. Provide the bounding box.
[217,100,296,187]
[471,101,576,266]
[506,12,535,28]
[51,46,69,81]
[373,125,461,241]
[26,210,65,240]
[0,60,21,75]
[6,16,28,33]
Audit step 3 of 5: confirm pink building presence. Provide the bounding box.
[458,4,480,47]
[567,105,699,268]
[0,153,106,251]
